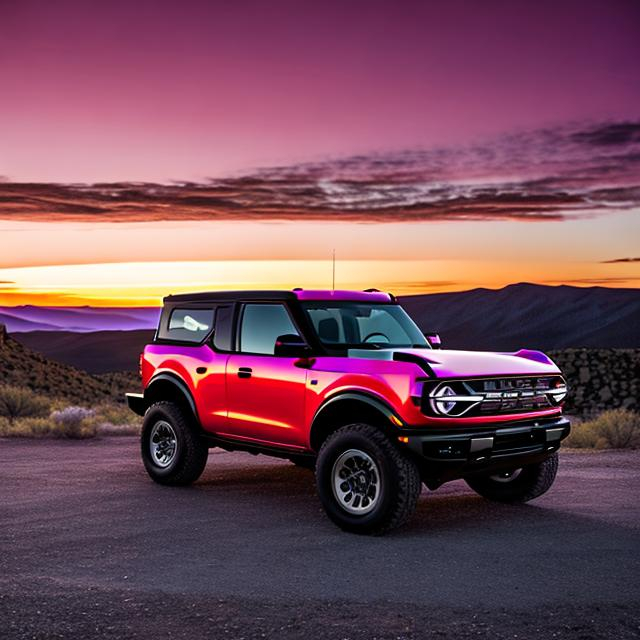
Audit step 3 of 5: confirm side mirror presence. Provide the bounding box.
[425,333,442,349]
[274,334,310,357]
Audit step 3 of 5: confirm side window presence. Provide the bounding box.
[163,307,215,343]
[213,305,234,351]
[239,304,299,355]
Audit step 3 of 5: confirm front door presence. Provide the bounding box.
[224,303,308,448]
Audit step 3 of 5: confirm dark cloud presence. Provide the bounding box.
[571,122,640,147]
[0,120,638,224]
[600,257,640,264]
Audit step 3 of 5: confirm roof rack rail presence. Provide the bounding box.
[363,288,380,292]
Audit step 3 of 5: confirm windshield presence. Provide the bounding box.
[301,302,429,349]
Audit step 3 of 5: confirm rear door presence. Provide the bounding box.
[224,302,308,448]
[156,304,229,433]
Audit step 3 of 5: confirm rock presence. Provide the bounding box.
[600,385,615,402]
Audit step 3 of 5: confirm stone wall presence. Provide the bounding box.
[549,349,639,417]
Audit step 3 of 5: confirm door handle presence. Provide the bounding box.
[237,367,253,379]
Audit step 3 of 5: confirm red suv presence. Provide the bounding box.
[127,289,569,534]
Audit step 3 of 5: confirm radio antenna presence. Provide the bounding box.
[332,249,336,291]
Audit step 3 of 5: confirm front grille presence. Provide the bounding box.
[422,375,566,418]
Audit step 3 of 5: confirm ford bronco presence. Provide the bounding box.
[127,289,570,534]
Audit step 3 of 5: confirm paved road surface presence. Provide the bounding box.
[1,439,639,639]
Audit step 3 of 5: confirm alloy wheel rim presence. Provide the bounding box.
[149,420,178,468]
[331,449,381,515]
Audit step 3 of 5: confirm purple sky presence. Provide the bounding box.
[0,0,638,304]
[1,0,639,182]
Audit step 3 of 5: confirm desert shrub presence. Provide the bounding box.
[0,417,52,438]
[591,409,640,449]
[0,385,50,424]
[51,406,97,439]
[564,409,640,449]
[92,403,141,436]
[563,418,602,449]
[94,403,137,425]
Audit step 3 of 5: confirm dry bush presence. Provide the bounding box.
[0,386,50,424]
[92,403,141,436]
[0,401,140,439]
[51,406,97,439]
[0,417,52,438]
[94,403,137,425]
[564,409,640,449]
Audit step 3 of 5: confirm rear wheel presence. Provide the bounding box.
[316,423,421,535]
[141,401,208,486]
[465,453,559,503]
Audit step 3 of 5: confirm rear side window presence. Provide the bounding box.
[160,307,215,343]
[213,305,234,351]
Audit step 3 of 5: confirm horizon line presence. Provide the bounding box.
[1,281,639,309]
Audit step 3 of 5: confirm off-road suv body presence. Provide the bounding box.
[127,289,570,534]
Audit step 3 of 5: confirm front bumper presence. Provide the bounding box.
[399,416,570,486]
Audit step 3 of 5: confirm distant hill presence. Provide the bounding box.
[13,330,155,374]
[399,283,640,350]
[0,325,137,403]
[0,305,160,332]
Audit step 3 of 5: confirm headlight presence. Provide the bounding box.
[430,384,483,416]
[434,385,457,414]
[546,381,568,404]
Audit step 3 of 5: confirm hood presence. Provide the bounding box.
[347,347,561,378]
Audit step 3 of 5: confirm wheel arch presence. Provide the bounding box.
[309,392,404,452]
[143,372,199,422]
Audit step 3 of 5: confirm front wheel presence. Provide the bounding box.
[464,453,559,503]
[316,423,421,535]
[141,401,209,486]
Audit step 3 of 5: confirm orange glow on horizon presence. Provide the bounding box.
[0,259,637,307]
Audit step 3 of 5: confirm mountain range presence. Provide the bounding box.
[0,305,160,332]
[1,283,639,373]
[399,283,640,351]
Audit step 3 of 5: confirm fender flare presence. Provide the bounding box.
[310,391,405,435]
[143,372,198,419]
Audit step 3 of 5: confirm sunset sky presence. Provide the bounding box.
[0,0,638,305]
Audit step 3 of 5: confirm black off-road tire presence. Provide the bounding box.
[316,423,421,535]
[465,453,559,503]
[141,401,209,486]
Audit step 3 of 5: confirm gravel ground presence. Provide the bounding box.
[1,439,639,639]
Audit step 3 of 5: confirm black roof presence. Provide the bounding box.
[163,290,297,304]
